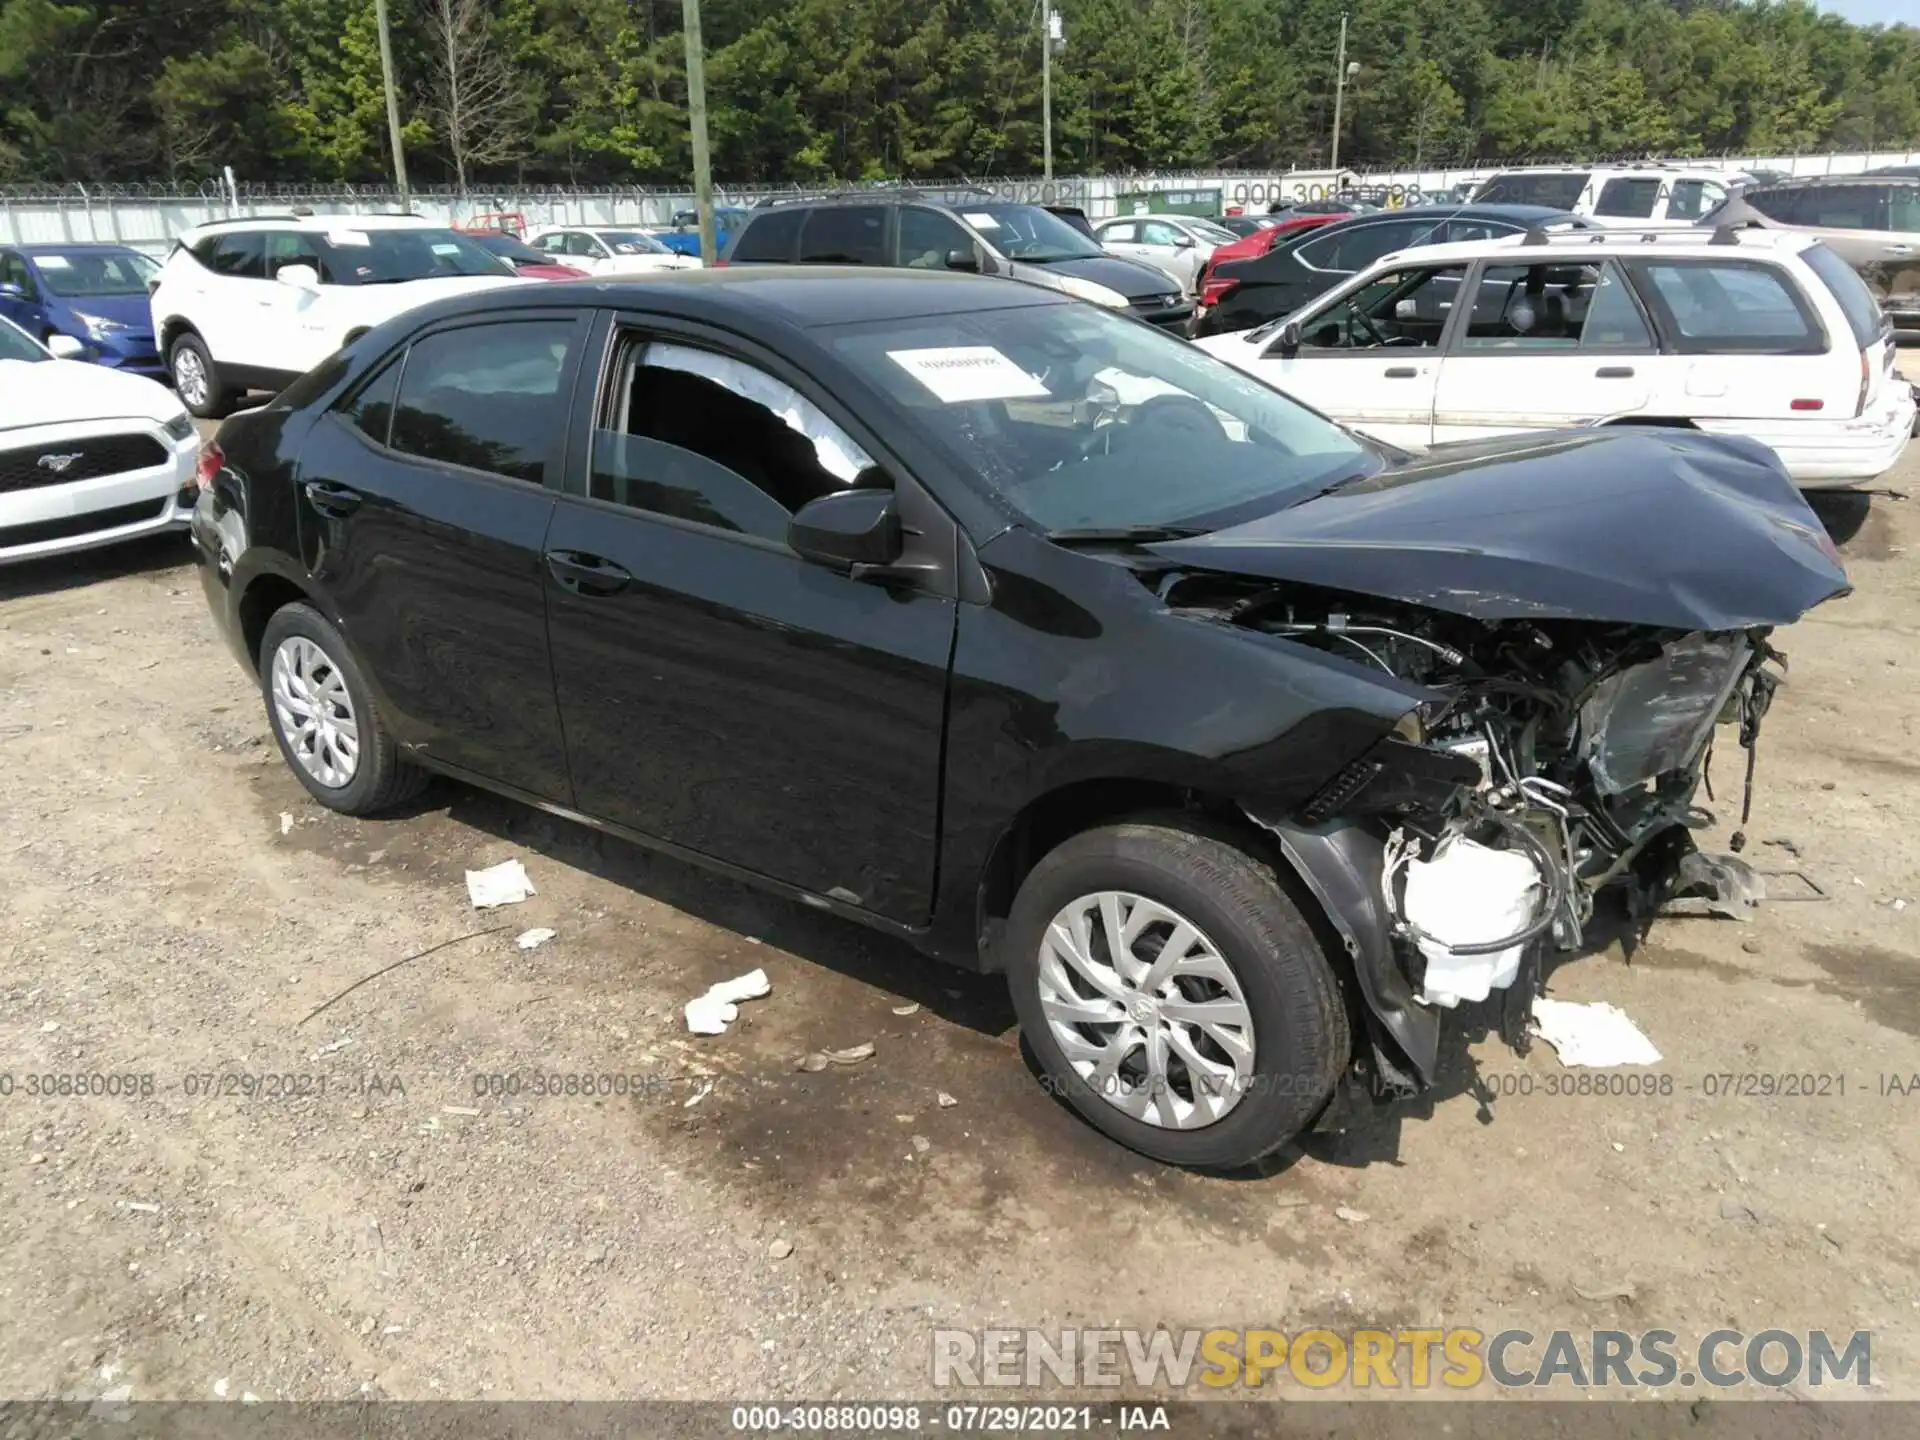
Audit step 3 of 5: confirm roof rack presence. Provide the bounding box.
[754,184,999,209]
[1519,224,1757,247]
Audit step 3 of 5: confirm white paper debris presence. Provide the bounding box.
[1532,998,1662,1068]
[886,347,1049,403]
[1404,837,1543,1008]
[279,812,293,836]
[515,927,556,951]
[465,859,535,909]
[683,968,771,1035]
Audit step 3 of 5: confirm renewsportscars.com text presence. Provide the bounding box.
[932,1327,1871,1391]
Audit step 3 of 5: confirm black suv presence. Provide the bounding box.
[191,268,1842,1168]
[721,188,1193,332]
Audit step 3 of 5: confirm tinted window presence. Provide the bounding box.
[205,232,265,279]
[0,317,46,362]
[1891,187,1920,233]
[1442,218,1522,243]
[389,321,575,483]
[340,357,402,445]
[1304,219,1433,273]
[967,205,1105,261]
[1100,222,1138,244]
[1594,178,1660,218]
[593,338,876,541]
[1631,261,1821,353]
[563,233,602,258]
[28,249,157,296]
[265,231,333,282]
[1801,242,1887,347]
[898,208,973,267]
[1464,261,1649,349]
[1474,172,1590,209]
[729,208,805,263]
[797,207,887,265]
[0,252,35,294]
[1741,188,1799,223]
[1792,185,1886,231]
[1296,265,1464,351]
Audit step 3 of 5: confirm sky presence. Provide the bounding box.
[1817,0,1916,26]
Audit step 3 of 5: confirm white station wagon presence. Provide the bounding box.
[1195,227,1914,489]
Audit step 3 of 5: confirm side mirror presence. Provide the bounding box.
[944,248,981,273]
[1273,320,1302,357]
[1173,234,1196,250]
[1394,297,1420,321]
[0,282,25,300]
[789,488,902,575]
[276,263,321,289]
[45,333,86,359]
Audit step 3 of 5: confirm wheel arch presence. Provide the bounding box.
[158,316,201,358]
[237,571,315,673]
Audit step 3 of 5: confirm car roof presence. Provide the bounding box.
[16,241,148,253]
[179,214,440,240]
[1306,203,1585,228]
[390,266,1068,334]
[1754,171,1920,188]
[1371,226,1816,269]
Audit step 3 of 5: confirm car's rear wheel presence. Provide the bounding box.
[1004,820,1349,1169]
[259,603,426,815]
[169,333,239,419]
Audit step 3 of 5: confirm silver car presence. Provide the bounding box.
[1093,214,1239,295]
[1706,174,1920,336]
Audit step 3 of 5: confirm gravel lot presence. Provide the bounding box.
[1,404,1916,1405]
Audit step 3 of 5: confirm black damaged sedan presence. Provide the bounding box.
[192,269,1848,1168]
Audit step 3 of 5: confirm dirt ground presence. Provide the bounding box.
[1,397,1916,1409]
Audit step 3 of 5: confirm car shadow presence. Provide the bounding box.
[0,530,194,600]
[425,779,1019,1040]
[1805,490,1873,546]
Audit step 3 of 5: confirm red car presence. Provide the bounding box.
[467,232,590,281]
[1194,212,1342,311]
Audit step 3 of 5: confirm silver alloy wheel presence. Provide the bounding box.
[1036,890,1256,1129]
[173,346,209,409]
[270,636,360,788]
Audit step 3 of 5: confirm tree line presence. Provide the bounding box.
[1,0,1916,188]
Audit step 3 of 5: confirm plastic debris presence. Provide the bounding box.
[795,1041,876,1072]
[279,812,293,836]
[1573,1280,1637,1302]
[684,1080,713,1108]
[936,1091,958,1108]
[465,859,535,909]
[890,1002,921,1017]
[1532,998,1662,1068]
[1334,1205,1369,1224]
[683,968,771,1035]
[515,927,556,951]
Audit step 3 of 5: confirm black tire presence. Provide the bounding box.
[258,602,427,815]
[168,331,240,419]
[1004,820,1349,1169]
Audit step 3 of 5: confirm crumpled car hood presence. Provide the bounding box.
[1150,429,1851,629]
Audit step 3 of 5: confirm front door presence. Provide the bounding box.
[293,312,588,801]
[1245,262,1465,449]
[0,251,45,335]
[543,318,955,924]
[1431,259,1655,445]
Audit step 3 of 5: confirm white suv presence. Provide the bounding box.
[150,215,531,417]
[1472,166,1749,228]
[1195,226,1914,489]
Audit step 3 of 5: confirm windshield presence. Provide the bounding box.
[826,301,1375,534]
[967,205,1105,262]
[0,316,47,361]
[599,230,672,255]
[31,249,159,296]
[311,227,512,284]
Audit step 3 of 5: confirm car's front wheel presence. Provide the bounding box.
[169,332,239,419]
[1004,820,1349,1169]
[259,603,426,815]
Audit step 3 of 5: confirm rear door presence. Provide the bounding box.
[541,313,956,924]
[1244,261,1465,448]
[1431,259,1656,444]
[293,312,587,800]
[191,230,268,366]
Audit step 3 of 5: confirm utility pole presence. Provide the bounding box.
[682,0,716,263]
[374,0,409,206]
[1040,4,1064,184]
[1330,11,1354,173]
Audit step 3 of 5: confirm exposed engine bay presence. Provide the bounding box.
[1164,570,1783,1076]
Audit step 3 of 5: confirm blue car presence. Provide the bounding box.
[656,206,750,257]
[0,243,165,377]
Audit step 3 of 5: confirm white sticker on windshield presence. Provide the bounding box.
[431,243,461,255]
[963,212,1001,229]
[327,229,372,247]
[614,243,642,253]
[887,347,1048,404]
[36,255,71,268]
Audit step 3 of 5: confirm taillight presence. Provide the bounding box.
[1200,274,1239,308]
[194,440,222,491]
